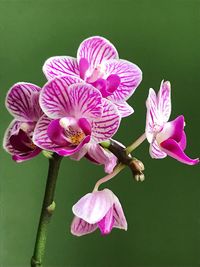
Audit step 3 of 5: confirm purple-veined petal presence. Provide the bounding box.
[40,76,83,118]
[98,206,115,235]
[12,147,41,163]
[40,78,102,119]
[43,56,80,80]
[149,139,167,159]
[113,101,134,118]
[3,120,22,154]
[33,115,57,151]
[104,59,142,102]
[157,80,171,122]
[72,189,114,224]
[92,99,120,142]
[55,135,90,156]
[113,195,127,231]
[156,115,185,144]
[145,88,160,143]
[77,36,119,70]
[71,216,98,237]
[86,143,117,173]
[160,138,199,165]
[6,82,42,121]
[70,144,89,161]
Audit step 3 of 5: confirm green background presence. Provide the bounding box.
[0,0,200,266]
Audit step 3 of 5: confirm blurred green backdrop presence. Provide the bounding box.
[0,0,200,266]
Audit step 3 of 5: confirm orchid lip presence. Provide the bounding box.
[48,117,89,147]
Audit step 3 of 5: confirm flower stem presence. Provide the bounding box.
[31,153,62,267]
[126,133,146,154]
[93,163,125,191]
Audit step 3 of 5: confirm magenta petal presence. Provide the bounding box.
[12,147,41,163]
[47,119,69,146]
[92,99,120,142]
[179,131,187,150]
[56,135,91,156]
[160,138,199,165]
[104,59,142,102]
[71,216,98,237]
[98,206,115,235]
[160,115,185,143]
[43,56,80,80]
[6,82,42,121]
[78,118,91,135]
[77,36,119,69]
[79,58,90,80]
[106,74,121,93]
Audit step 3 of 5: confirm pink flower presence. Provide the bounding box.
[71,189,127,236]
[42,36,142,117]
[3,83,43,162]
[145,80,199,165]
[33,76,120,172]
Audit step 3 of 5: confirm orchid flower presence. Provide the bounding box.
[3,83,43,162]
[71,189,127,236]
[33,76,120,172]
[42,36,142,117]
[145,80,199,165]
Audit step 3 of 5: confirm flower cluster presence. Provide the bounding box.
[3,36,199,237]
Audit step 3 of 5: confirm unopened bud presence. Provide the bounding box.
[134,173,145,182]
[129,158,145,173]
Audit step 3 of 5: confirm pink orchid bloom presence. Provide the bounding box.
[33,76,120,172]
[42,36,142,117]
[145,80,199,165]
[3,83,43,162]
[71,189,127,236]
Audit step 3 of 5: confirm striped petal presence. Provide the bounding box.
[145,88,160,143]
[72,189,114,224]
[149,139,167,159]
[3,120,22,154]
[43,56,80,80]
[71,216,98,237]
[104,59,142,102]
[33,115,56,151]
[3,120,41,162]
[92,99,120,142]
[158,80,171,122]
[77,36,119,70]
[40,77,102,119]
[6,82,42,121]
[113,101,134,117]
[113,195,127,231]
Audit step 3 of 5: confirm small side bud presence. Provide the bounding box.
[42,150,53,159]
[129,158,145,182]
[135,173,145,182]
[100,140,111,148]
[47,201,56,214]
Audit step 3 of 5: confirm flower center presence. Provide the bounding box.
[59,118,86,146]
